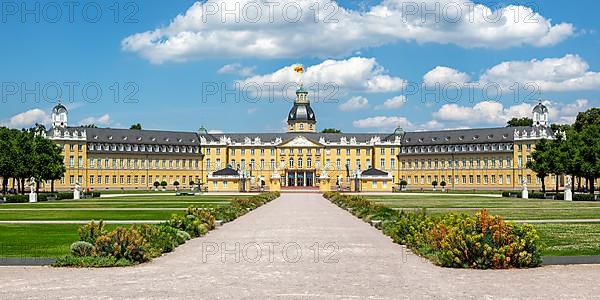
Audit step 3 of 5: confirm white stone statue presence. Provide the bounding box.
[320,166,328,178]
[28,177,37,203]
[564,175,573,201]
[73,180,81,200]
[521,178,528,199]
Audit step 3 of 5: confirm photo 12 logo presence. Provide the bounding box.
[1,1,139,23]
[201,241,340,264]
[1,81,140,104]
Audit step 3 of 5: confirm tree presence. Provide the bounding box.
[0,128,18,195]
[527,139,552,193]
[321,128,342,133]
[432,180,438,190]
[153,181,160,190]
[189,180,195,186]
[506,117,533,127]
[130,123,142,130]
[173,181,180,191]
[574,108,600,131]
[399,180,408,190]
[575,125,600,194]
[32,134,65,193]
[81,124,97,128]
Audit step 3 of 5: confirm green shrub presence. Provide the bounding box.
[177,230,191,243]
[574,194,597,201]
[186,206,216,230]
[4,195,28,203]
[53,256,132,267]
[94,227,148,263]
[70,241,95,257]
[78,220,107,244]
[133,224,180,258]
[328,192,542,269]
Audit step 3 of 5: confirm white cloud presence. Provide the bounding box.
[375,95,406,110]
[479,54,600,92]
[339,96,369,111]
[432,101,531,126]
[423,66,470,87]
[122,0,573,63]
[353,116,413,129]
[208,129,224,134]
[549,99,590,124]
[247,107,259,114]
[352,115,445,131]
[218,63,255,77]
[78,114,112,126]
[2,108,50,128]
[432,99,592,126]
[238,57,405,97]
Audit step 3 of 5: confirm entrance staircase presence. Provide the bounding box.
[280,186,320,193]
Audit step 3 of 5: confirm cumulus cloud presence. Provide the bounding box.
[432,99,592,126]
[78,114,112,126]
[375,95,407,110]
[423,66,471,87]
[549,99,590,124]
[353,116,413,129]
[339,96,369,111]
[479,54,600,92]
[433,101,531,126]
[1,108,50,128]
[218,63,256,77]
[238,57,405,97]
[352,115,445,131]
[122,0,573,63]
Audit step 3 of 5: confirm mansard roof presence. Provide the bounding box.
[79,127,200,146]
[49,125,553,147]
[400,126,551,146]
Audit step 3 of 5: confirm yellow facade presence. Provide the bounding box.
[44,91,561,193]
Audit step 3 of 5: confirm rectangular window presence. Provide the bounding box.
[89,176,94,184]
[97,175,102,184]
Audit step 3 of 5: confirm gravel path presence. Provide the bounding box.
[0,193,599,299]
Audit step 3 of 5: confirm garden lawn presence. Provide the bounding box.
[536,223,600,256]
[0,224,122,258]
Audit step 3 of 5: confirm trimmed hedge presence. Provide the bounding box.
[323,192,542,269]
[2,192,101,203]
[55,192,280,267]
[501,191,597,201]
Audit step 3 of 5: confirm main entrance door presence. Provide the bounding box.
[285,171,315,187]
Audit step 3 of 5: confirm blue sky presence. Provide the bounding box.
[1,0,599,133]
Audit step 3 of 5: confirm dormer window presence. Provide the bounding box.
[108,136,113,140]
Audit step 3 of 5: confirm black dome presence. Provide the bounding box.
[52,102,67,114]
[288,103,316,122]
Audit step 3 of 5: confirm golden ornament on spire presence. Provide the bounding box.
[293,64,304,74]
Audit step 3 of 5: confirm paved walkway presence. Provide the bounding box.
[1,193,599,299]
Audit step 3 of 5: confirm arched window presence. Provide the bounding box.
[298,158,303,168]
[299,124,304,130]
[289,158,294,167]
[307,158,312,168]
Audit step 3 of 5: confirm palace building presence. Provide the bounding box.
[44,85,557,192]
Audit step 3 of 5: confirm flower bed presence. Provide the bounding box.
[54,192,280,267]
[323,192,542,269]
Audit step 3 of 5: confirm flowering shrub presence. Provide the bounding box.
[94,227,148,263]
[78,220,107,244]
[57,192,280,267]
[324,192,542,269]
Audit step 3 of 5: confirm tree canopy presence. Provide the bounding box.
[0,127,65,195]
[130,123,142,130]
[506,117,533,127]
[320,128,342,133]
